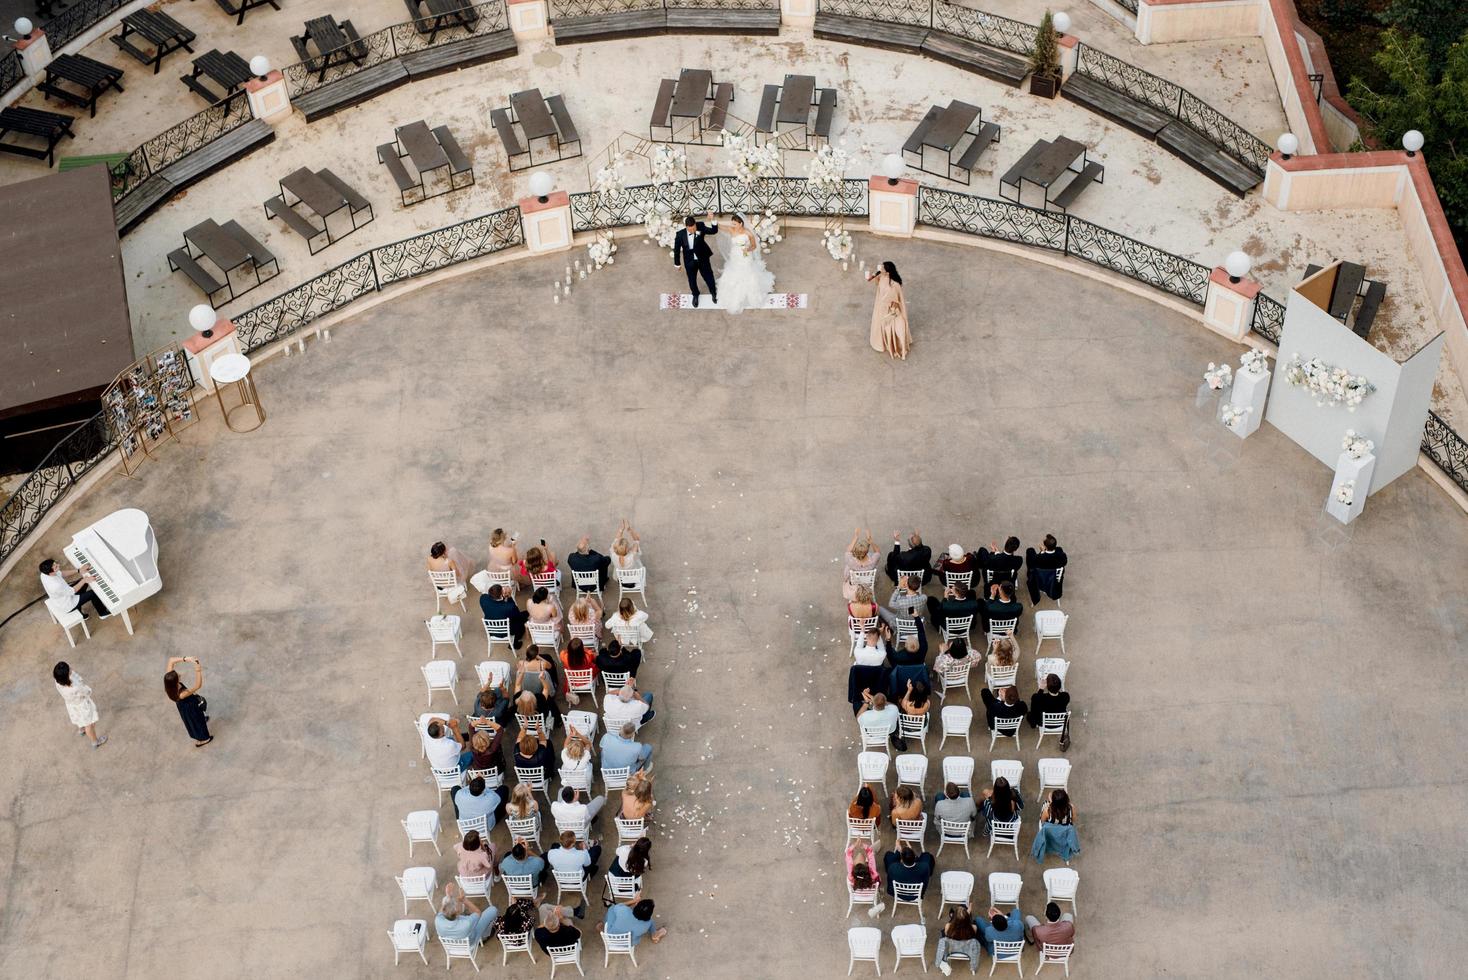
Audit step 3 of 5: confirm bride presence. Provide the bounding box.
[715,213,775,314]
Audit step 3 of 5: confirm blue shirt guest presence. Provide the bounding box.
[605,898,668,946]
[977,906,1026,955]
[600,722,653,772]
[452,775,507,829]
[499,841,547,886]
[435,882,497,948]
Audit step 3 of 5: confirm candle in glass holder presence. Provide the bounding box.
[553,293,560,304]
[842,260,849,272]
[574,259,582,271]
[565,265,572,280]
[578,269,587,280]
[859,259,866,273]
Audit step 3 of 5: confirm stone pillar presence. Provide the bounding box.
[183,318,243,390]
[14,28,51,79]
[780,0,816,28]
[1202,267,1260,342]
[1226,361,1270,438]
[1326,451,1375,524]
[1057,33,1078,80]
[521,191,573,254]
[867,176,917,238]
[508,0,550,40]
[245,70,291,123]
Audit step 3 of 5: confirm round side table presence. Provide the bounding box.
[210,352,265,432]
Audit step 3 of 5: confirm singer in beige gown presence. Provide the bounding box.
[868,267,911,360]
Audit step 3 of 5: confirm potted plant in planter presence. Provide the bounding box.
[1029,11,1062,98]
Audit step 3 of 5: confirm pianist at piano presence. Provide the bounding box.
[39,558,110,621]
[56,508,163,636]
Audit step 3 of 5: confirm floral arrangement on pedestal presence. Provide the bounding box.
[722,132,781,186]
[1335,480,1356,506]
[1220,404,1251,428]
[1240,348,1270,375]
[1203,362,1233,390]
[805,142,850,201]
[747,209,782,255]
[588,231,617,270]
[644,208,678,252]
[822,227,853,262]
[1341,429,1375,460]
[1283,353,1374,410]
[650,145,687,187]
[592,156,627,197]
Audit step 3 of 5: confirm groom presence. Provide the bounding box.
[673,212,718,307]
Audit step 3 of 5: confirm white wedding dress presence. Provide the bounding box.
[716,232,775,314]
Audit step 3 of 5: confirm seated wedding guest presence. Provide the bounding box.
[884,621,928,670]
[560,637,598,704]
[846,841,884,914]
[469,678,512,728]
[1028,674,1071,728]
[514,730,559,784]
[1025,902,1075,947]
[848,785,882,824]
[499,897,537,940]
[622,770,656,821]
[843,528,880,601]
[1025,534,1068,605]
[456,829,496,880]
[856,690,901,750]
[534,902,580,954]
[1032,790,1080,863]
[436,881,497,949]
[927,580,980,635]
[849,650,890,718]
[982,581,1024,636]
[882,843,935,896]
[979,775,1024,838]
[546,831,601,912]
[486,528,521,572]
[885,530,933,585]
[847,585,880,625]
[980,686,1027,732]
[499,840,546,888]
[605,898,667,947]
[567,535,612,592]
[852,627,887,667]
[561,728,595,783]
[987,637,1017,674]
[611,519,643,572]
[426,541,474,587]
[601,721,653,773]
[479,584,527,647]
[462,728,504,776]
[933,543,977,583]
[934,904,982,976]
[514,649,560,712]
[515,690,560,744]
[977,906,1026,957]
[552,784,606,830]
[977,537,1023,589]
[453,775,507,828]
[505,785,540,827]
[932,639,973,682]
[606,598,653,646]
[566,595,603,641]
[933,782,977,838]
[519,543,559,587]
[887,785,923,828]
[595,637,642,678]
[893,678,930,751]
[605,682,655,729]
[610,836,652,880]
[884,575,928,631]
[424,717,469,772]
[526,587,562,634]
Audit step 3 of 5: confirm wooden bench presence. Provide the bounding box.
[755,84,779,133]
[155,118,274,193]
[292,61,410,122]
[265,195,327,246]
[920,31,1028,88]
[999,139,1051,201]
[220,219,279,278]
[1353,279,1386,338]
[664,6,780,36]
[813,88,838,141]
[551,9,667,44]
[433,125,473,178]
[490,107,526,162]
[113,175,174,233]
[1060,74,1170,140]
[954,120,1000,172]
[650,78,676,137]
[399,29,517,81]
[0,106,76,166]
[318,168,374,223]
[1048,160,1104,213]
[378,142,419,203]
[901,105,941,158]
[546,94,580,155]
[814,13,930,55]
[707,81,734,134]
[1156,120,1263,197]
[168,247,226,302]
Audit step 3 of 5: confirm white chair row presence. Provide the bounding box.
[849,869,1079,920]
[859,753,1072,800]
[846,925,1075,975]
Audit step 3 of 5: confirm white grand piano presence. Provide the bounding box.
[65,508,161,636]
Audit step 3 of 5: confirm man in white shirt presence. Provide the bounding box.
[423,717,468,771]
[604,684,654,730]
[852,628,886,667]
[551,786,606,832]
[857,691,901,750]
[39,558,110,619]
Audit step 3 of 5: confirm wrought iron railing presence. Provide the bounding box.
[547,0,663,17]
[234,255,378,352]
[1423,411,1468,497]
[1249,292,1285,345]
[392,0,510,54]
[1176,92,1273,174]
[139,91,252,172]
[283,25,399,97]
[0,49,22,94]
[719,176,869,217]
[569,178,721,230]
[42,0,128,50]
[930,0,1032,57]
[1065,217,1211,304]
[917,186,1066,250]
[374,206,525,285]
[110,144,152,200]
[1114,0,1138,14]
[0,413,115,566]
[817,0,931,26]
[666,0,778,9]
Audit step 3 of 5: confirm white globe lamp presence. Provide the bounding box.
[189,304,218,338]
[15,17,32,38]
[528,171,554,203]
[1224,250,1252,284]
[1402,129,1424,157]
[1275,132,1298,160]
[1052,11,1071,34]
[881,153,904,186]
[249,55,271,80]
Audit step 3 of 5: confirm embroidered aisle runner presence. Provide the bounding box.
[659,293,808,311]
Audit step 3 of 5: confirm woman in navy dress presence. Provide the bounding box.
[165,656,212,746]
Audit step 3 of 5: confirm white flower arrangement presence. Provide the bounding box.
[822,227,853,262]
[592,157,627,197]
[1341,429,1374,460]
[1240,349,1270,375]
[1220,403,1251,428]
[723,132,781,186]
[1335,480,1355,506]
[644,208,679,252]
[1203,362,1233,390]
[650,145,686,187]
[805,142,850,199]
[747,210,782,255]
[587,231,617,270]
[1283,353,1375,410]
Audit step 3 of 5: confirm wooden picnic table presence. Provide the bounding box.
[0,106,76,166]
[39,54,125,119]
[924,100,980,153]
[185,218,252,275]
[415,0,480,41]
[281,167,348,220]
[777,74,816,125]
[305,16,350,55]
[397,120,450,176]
[671,69,713,120]
[212,0,282,27]
[183,49,251,104]
[510,88,558,141]
[1025,136,1088,188]
[112,10,195,74]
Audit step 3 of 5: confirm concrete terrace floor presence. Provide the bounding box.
[1,233,1466,978]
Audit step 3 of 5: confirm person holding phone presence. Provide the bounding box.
[164,656,212,746]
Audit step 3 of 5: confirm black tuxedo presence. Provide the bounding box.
[1025,547,1068,604]
[886,541,933,585]
[673,221,718,300]
[977,547,1024,588]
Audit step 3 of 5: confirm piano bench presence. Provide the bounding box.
[46,601,92,646]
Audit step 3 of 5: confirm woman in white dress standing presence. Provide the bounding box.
[716,213,775,314]
[53,661,106,748]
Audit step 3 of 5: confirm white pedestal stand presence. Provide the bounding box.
[1326,451,1375,525]
[1225,366,1270,438]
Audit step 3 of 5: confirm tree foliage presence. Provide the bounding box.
[1030,12,1060,80]
[1380,0,1468,71]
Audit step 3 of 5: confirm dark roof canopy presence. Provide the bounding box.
[0,166,134,420]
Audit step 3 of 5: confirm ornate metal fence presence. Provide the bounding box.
[719,176,869,217]
[1064,217,1211,304]
[0,49,22,94]
[667,0,778,8]
[139,91,252,172]
[1113,0,1138,14]
[1423,411,1468,497]
[917,187,1066,250]
[42,0,128,50]
[0,413,115,566]
[234,255,378,352]
[930,0,1032,57]
[1177,92,1272,174]
[547,0,663,17]
[569,178,721,230]
[1074,41,1182,116]
[1249,292,1285,344]
[373,206,525,285]
[816,0,931,26]
[283,25,399,97]
[391,0,510,54]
